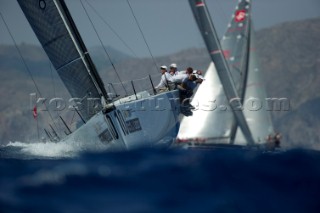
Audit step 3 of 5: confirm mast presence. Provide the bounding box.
[17,0,109,121]
[189,0,255,145]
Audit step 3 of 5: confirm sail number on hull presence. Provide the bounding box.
[126,118,142,133]
[98,129,113,144]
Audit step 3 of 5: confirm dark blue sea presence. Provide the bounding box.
[1,142,320,213]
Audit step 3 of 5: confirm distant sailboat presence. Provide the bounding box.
[176,0,274,147]
[17,0,181,150]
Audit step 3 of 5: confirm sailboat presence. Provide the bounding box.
[176,0,275,148]
[17,0,181,151]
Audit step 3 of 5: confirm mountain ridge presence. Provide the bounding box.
[1,17,319,147]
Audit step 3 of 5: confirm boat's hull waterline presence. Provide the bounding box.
[65,90,181,151]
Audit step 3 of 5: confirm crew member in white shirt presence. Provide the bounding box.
[155,65,174,92]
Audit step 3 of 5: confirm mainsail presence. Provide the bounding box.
[220,0,251,142]
[188,0,255,145]
[221,0,251,98]
[17,0,108,121]
[221,0,274,144]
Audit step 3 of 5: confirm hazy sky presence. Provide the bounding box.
[0,0,319,57]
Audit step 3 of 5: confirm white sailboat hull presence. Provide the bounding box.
[64,90,180,151]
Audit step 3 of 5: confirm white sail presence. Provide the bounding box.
[177,0,255,145]
[235,28,275,144]
[177,62,234,144]
[177,0,274,147]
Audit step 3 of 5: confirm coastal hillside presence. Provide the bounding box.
[256,17,320,148]
[0,17,319,148]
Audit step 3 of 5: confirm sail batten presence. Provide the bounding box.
[17,0,107,121]
[56,57,82,71]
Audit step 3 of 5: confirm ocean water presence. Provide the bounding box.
[0,141,320,213]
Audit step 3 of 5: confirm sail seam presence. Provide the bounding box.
[56,57,82,71]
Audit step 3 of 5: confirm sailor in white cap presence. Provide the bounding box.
[155,65,174,92]
[169,63,178,76]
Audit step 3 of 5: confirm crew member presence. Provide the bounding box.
[155,65,174,92]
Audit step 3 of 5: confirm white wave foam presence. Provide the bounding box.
[5,138,108,158]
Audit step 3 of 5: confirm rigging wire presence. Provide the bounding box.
[80,0,128,96]
[49,63,65,132]
[84,0,138,58]
[0,10,60,133]
[49,64,56,98]
[69,110,76,127]
[126,0,159,74]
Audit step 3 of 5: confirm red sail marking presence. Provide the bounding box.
[211,50,231,59]
[195,2,205,7]
[235,10,246,22]
[33,105,37,119]
[222,50,231,59]
[210,50,221,55]
[227,27,245,33]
